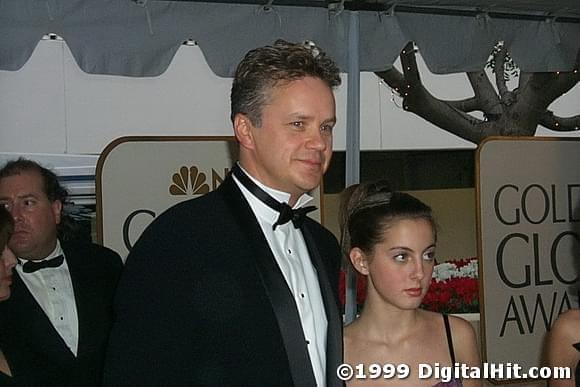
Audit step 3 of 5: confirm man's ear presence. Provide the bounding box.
[233,114,255,150]
[349,247,369,275]
[51,200,62,225]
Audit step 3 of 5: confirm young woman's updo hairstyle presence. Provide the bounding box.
[341,180,437,257]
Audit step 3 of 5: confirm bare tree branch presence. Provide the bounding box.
[538,110,580,131]
[523,51,580,110]
[518,72,532,89]
[376,42,487,143]
[403,88,488,143]
[376,67,406,95]
[466,71,502,118]
[538,71,580,108]
[376,43,579,144]
[495,45,509,99]
[446,97,480,112]
[376,77,487,143]
[400,42,421,87]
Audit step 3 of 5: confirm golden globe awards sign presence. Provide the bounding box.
[96,136,323,260]
[478,137,579,382]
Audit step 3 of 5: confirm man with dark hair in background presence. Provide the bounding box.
[0,158,122,386]
[104,40,343,386]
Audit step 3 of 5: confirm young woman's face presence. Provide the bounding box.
[363,218,436,310]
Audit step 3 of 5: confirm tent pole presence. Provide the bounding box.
[344,10,360,325]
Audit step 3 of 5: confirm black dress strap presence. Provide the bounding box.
[443,314,456,364]
[573,343,579,387]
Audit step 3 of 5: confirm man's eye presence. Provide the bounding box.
[321,124,334,133]
[291,121,304,128]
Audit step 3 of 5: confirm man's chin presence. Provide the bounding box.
[8,244,32,259]
[298,173,324,190]
[304,181,323,194]
[0,290,10,301]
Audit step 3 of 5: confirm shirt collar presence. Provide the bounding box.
[235,163,314,209]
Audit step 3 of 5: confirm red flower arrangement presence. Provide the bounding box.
[421,258,479,314]
[339,258,479,314]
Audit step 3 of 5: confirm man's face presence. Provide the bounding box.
[236,76,336,205]
[0,170,61,260]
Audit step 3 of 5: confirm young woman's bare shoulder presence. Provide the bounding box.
[447,314,477,339]
[417,309,444,324]
[551,309,580,339]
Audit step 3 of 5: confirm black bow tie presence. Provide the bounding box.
[232,164,317,230]
[22,255,65,273]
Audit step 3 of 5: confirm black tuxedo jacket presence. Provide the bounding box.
[104,175,342,386]
[0,241,122,386]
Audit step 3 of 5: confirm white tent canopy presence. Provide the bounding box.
[1,0,579,77]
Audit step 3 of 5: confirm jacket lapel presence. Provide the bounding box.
[65,246,102,362]
[8,271,76,367]
[302,226,343,387]
[219,176,317,386]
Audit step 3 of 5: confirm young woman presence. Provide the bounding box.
[0,205,17,381]
[342,181,481,386]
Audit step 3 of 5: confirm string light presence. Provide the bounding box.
[379,77,404,110]
[390,89,403,109]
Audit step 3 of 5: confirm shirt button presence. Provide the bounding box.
[306,340,310,345]
[287,249,292,254]
[300,293,305,298]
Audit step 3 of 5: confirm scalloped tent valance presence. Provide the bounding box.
[1,0,579,77]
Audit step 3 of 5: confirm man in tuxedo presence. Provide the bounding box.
[0,158,122,386]
[104,40,343,386]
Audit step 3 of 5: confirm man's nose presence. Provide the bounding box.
[9,204,22,221]
[306,130,327,150]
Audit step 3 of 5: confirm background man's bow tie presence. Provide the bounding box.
[22,255,64,273]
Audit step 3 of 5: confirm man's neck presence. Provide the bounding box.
[19,239,60,261]
[235,162,303,206]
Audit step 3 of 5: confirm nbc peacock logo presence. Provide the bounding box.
[169,166,210,196]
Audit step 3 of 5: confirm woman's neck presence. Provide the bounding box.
[350,296,422,344]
